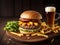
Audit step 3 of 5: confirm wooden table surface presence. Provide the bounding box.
[0,18,60,45]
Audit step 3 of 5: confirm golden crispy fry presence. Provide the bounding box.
[37,33,48,38]
[31,33,37,36]
[10,32,23,37]
[44,30,52,34]
[53,30,58,33]
[55,25,60,29]
[41,22,47,26]
[58,27,60,31]
[31,33,48,38]
[40,29,45,34]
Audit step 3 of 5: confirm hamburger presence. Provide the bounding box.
[19,10,42,34]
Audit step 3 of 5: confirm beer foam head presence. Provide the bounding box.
[45,7,56,12]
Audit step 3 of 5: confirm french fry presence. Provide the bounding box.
[10,32,23,37]
[36,33,48,38]
[53,30,58,33]
[31,33,37,36]
[41,22,47,26]
[58,27,60,31]
[44,30,52,34]
[31,33,48,38]
[40,29,45,34]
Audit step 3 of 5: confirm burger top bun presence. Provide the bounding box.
[20,10,42,19]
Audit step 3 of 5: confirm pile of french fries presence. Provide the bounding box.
[40,22,60,34]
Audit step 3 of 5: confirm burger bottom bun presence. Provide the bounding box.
[19,27,40,34]
[20,30,35,34]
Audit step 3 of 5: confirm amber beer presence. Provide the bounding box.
[45,7,56,28]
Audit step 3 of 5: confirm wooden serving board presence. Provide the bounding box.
[6,31,60,43]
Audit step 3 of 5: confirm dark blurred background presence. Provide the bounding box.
[0,0,60,18]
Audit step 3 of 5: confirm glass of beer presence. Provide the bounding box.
[45,6,56,29]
